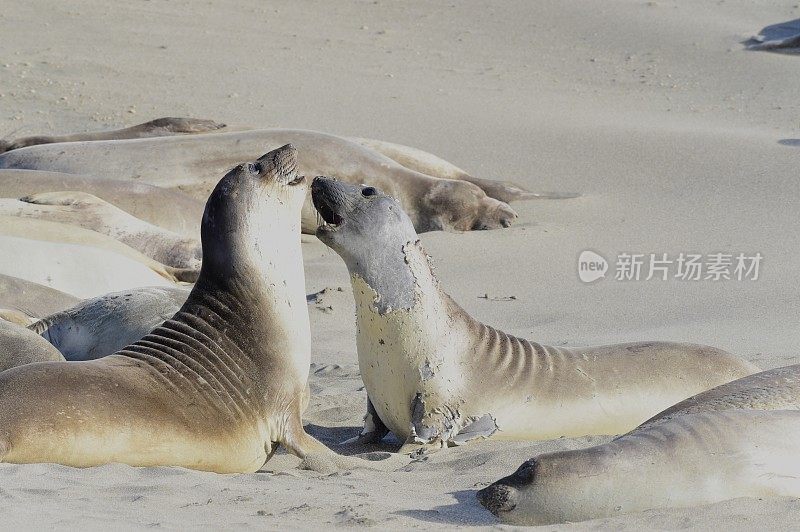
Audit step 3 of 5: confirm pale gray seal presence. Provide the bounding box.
[310,177,758,450]
[478,364,800,525]
[0,144,336,472]
[30,286,190,361]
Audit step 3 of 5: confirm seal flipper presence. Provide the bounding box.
[341,396,390,445]
[459,175,581,203]
[451,413,498,445]
[20,191,106,207]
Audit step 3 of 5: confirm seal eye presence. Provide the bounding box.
[361,187,378,197]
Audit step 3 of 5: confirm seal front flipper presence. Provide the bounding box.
[341,396,390,445]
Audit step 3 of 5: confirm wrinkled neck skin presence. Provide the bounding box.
[191,213,310,384]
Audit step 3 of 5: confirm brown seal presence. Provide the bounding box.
[0,144,334,473]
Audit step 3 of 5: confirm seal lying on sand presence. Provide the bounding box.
[0,217,195,284]
[0,117,226,153]
[0,169,203,237]
[0,274,80,318]
[30,286,190,361]
[478,364,800,525]
[0,192,201,273]
[0,320,65,372]
[310,177,758,450]
[0,127,526,233]
[0,235,176,299]
[477,410,800,525]
[0,144,336,472]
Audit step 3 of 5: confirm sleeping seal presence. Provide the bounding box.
[0,128,521,233]
[30,286,190,361]
[477,409,800,525]
[0,192,201,273]
[0,117,225,153]
[478,364,800,525]
[310,177,758,450]
[0,144,335,472]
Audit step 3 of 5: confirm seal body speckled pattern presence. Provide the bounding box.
[310,176,759,449]
[0,144,331,473]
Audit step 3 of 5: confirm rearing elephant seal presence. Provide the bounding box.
[0,144,333,473]
[310,177,758,450]
[478,363,800,525]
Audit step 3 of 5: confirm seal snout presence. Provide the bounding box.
[477,482,519,516]
[311,176,345,227]
[477,458,537,516]
[256,143,303,186]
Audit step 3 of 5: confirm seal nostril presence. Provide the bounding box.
[361,187,378,197]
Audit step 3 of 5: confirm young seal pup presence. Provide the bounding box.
[478,364,800,525]
[310,177,758,450]
[0,144,334,472]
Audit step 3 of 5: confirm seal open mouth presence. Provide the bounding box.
[311,176,345,229]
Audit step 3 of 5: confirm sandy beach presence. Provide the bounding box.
[1,0,800,528]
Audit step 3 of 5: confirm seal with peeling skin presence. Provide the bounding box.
[311,176,760,453]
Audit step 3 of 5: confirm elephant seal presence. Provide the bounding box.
[0,144,338,472]
[477,409,800,525]
[0,236,176,299]
[637,363,800,429]
[0,216,195,283]
[30,286,190,361]
[310,177,759,449]
[0,320,64,372]
[0,274,80,318]
[0,192,201,273]
[0,129,520,233]
[478,364,800,524]
[0,117,226,153]
[0,169,203,237]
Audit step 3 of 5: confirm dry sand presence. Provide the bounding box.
[1,0,800,529]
